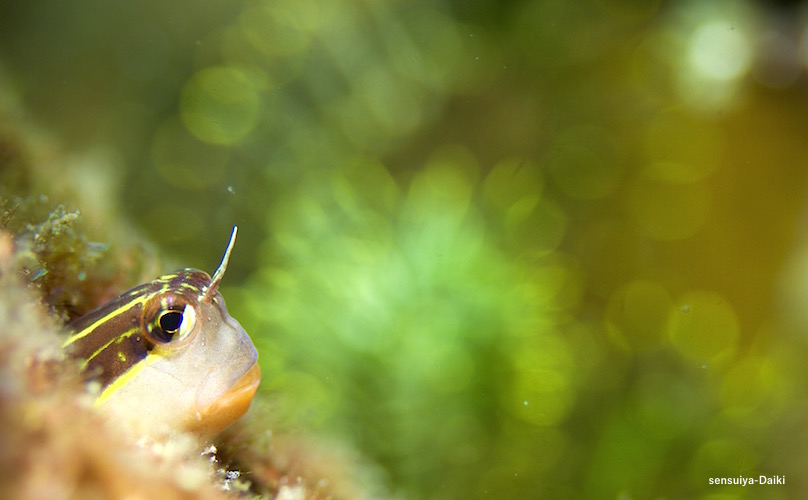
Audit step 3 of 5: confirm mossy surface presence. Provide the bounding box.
[0,229,232,499]
[1,198,109,320]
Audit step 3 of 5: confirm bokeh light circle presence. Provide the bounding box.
[606,280,673,352]
[180,65,263,145]
[668,290,739,362]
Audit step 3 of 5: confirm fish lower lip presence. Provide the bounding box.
[191,363,261,434]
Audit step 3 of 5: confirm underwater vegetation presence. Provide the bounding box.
[3,0,808,498]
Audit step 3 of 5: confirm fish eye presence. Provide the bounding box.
[158,309,184,334]
[142,293,198,346]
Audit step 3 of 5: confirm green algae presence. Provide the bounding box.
[1,198,108,321]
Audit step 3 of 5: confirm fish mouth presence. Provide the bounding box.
[191,363,261,435]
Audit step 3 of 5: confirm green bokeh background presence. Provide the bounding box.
[3,0,808,497]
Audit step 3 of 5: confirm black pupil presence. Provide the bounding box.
[159,310,184,334]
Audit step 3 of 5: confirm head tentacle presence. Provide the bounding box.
[202,226,238,302]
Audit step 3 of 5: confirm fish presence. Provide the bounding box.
[63,226,260,437]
